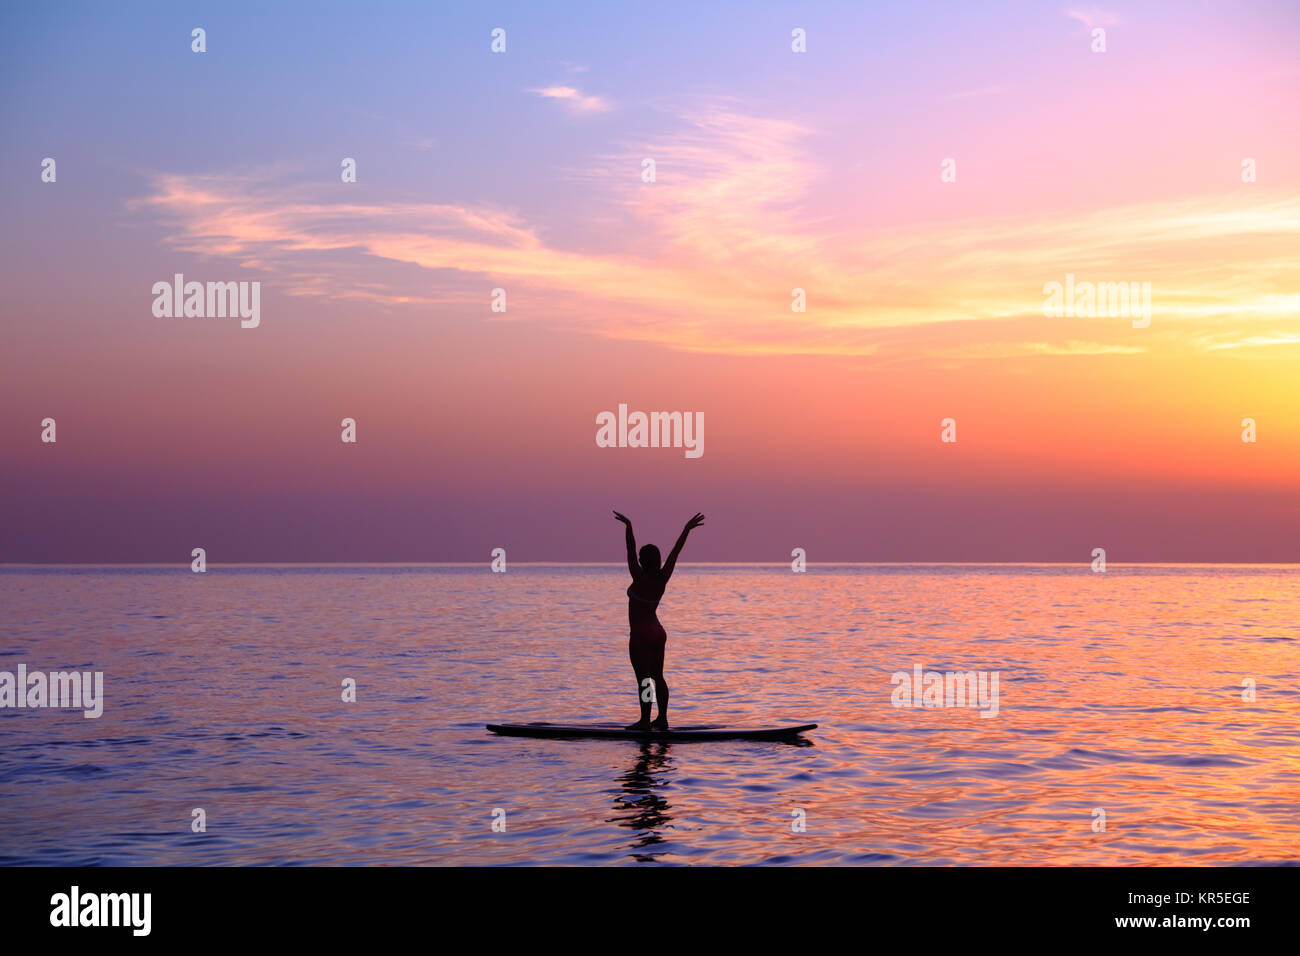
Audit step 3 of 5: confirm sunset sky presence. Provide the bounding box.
[2,0,1298,562]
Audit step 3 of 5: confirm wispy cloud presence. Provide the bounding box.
[944,340,1148,359]
[1202,332,1300,352]
[528,85,613,113]
[1066,7,1121,30]
[133,106,1300,359]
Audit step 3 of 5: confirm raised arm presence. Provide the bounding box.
[662,512,705,581]
[613,511,638,578]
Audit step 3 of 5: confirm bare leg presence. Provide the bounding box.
[650,676,669,730]
[648,638,669,730]
[627,639,653,729]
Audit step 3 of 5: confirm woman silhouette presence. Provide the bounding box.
[612,511,705,730]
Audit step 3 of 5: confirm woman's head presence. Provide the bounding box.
[638,544,661,574]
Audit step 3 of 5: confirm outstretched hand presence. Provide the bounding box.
[612,510,632,526]
[684,512,706,531]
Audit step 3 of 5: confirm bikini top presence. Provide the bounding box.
[627,584,661,606]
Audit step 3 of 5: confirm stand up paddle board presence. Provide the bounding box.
[485,722,817,742]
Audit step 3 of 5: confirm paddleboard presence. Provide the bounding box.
[485,722,816,742]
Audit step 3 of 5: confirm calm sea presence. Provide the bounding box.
[1,564,1297,865]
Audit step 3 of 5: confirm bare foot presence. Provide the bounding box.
[650,718,669,731]
[625,720,652,730]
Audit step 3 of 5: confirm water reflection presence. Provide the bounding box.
[609,741,675,862]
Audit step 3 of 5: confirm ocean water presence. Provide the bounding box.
[1,564,1298,866]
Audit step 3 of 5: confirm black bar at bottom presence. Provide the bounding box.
[0,865,1280,943]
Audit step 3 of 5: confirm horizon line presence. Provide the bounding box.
[2,561,1298,569]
